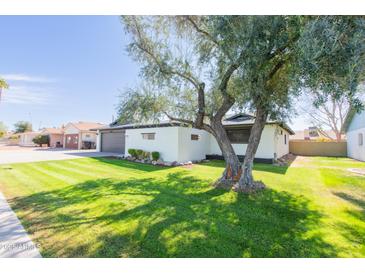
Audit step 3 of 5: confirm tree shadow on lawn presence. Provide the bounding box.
[10,171,337,258]
[92,157,173,173]
[198,160,289,175]
[333,192,365,254]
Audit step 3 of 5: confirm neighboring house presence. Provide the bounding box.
[342,108,365,161]
[291,127,344,140]
[40,127,64,148]
[95,114,294,163]
[63,122,105,150]
[18,131,40,146]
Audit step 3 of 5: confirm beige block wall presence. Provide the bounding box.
[289,140,347,157]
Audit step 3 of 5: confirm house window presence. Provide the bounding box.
[191,134,200,141]
[226,128,251,144]
[142,133,155,140]
[359,133,363,146]
[284,134,287,145]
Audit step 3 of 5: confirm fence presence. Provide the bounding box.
[289,140,347,157]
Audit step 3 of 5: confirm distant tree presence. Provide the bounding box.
[0,122,7,137]
[14,121,33,133]
[33,135,49,146]
[300,93,353,142]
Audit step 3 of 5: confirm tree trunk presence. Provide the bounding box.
[211,120,241,189]
[235,106,268,193]
[335,131,342,142]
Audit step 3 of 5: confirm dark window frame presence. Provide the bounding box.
[359,133,363,146]
[226,128,251,144]
[141,133,155,140]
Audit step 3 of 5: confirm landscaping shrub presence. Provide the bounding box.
[143,151,151,160]
[8,135,19,140]
[135,149,144,159]
[128,148,137,157]
[33,135,49,146]
[151,151,160,161]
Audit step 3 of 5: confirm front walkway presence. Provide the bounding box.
[0,192,41,258]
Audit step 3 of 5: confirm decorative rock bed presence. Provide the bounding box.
[121,155,208,167]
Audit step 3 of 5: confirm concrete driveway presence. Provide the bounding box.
[0,145,121,165]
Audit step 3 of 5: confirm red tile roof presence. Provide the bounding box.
[71,122,106,131]
[42,128,63,134]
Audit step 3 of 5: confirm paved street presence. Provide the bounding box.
[0,145,121,165]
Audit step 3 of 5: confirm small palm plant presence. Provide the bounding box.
[0,78,9,102]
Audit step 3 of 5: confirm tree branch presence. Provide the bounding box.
[131,17,203,91]
[183,16,233,61]
[214,50,247,121]
[130,17,208,128]
[183,16,220,48]
[164,111,214,134]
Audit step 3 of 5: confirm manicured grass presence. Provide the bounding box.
[0,156,364,257]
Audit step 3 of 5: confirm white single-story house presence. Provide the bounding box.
[342,108,365,161]
[95,114,294,163]
[18,131,41,146]
[63,122,105,150]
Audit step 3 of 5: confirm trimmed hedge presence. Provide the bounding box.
[128,148,159,161]
[151,151,160,161]
[33,135,50,146]
[135,149,143,159]
[128,148,137,157]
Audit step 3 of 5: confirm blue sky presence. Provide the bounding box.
[0,16,308,131]
[0,16,139,130]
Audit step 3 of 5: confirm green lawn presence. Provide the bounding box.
[0,156,364,257]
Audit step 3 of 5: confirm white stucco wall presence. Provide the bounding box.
[177,127,209,162]
[347,111,365,161]
[125,127,180,162]
[19,133,40,146]
[347,128,365,161]
[274,126,290,159]
[125,126,210,162]
[110,124,290,162]
[208,125,277,159]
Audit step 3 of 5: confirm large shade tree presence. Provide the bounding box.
[119,16,365,192]
[233,16,365,191]
[119,16,258,186]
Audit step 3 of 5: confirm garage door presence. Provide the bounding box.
[65,134,79,149]
[101,130,125,154]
